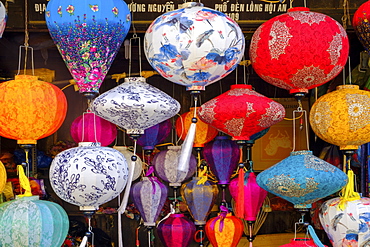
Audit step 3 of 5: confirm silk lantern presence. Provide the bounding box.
[310,85,370,151]
[0,161,6,193]
[136,119,172,153]
[0,1,6,38]
[0,196,69,247]
[198,85,285,141]
[157,213,196,247]
[49,142,129,211]
[353,1,370,54]
[0,75,67,145]
[91,77,180,135]
[113,146,143,181]
[280,237,327,247]
[131,176,168,227]
[70,111,117,146]
[250,7,349,95]
[144,2,245,91]
[256,150,347,209]
[45,0,131,98]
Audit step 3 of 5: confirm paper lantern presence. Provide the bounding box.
[353,1,370,54]
[0,1,6,38]
[136,119,172,152]
[256,150,347,209]
[113,146,142,181]
[90,77,180,135]
[70,111,117,146]
[176,107,218,148]
[131,176,168,226]
[250,7,349,95]
[0,196,69,247]
[49,142,129,211]
[198,84,285,141]
[144,2,245,91]
[280,238,327,247]
[319,197,370,246]
[0,161,6,193]
[157,213,196,247]
[310,85,370,151]
[0,75,67,145]
[181,177,219,226]
[205,212,244,247]
[45,0,131,97]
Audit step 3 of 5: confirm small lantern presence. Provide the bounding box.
[353,1,370,54]
[136,119,172,153]
[113,146,143,181]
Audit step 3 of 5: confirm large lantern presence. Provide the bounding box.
[0,75,67,145]
[45,0,131,98]
[49,142,129,211]
[136,119,172,153]
[0,1,6,38]
[0,196,69,247]
[250,7,349,95]
[144,2,245,91]
[353,1,370,54]
[310,85,370,151]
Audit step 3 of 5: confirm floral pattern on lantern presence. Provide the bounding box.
[250,7,349,94]
[0,1,6,38]
[310,85,370,151]
[144,2,245,91]
[353,1,370,54]
[45,0,131,95]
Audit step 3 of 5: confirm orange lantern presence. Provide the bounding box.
[0,75,67,145]
[176,107,218,148]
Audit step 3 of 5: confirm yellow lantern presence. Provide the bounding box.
[0,161,6,194]
[310,85,370,150]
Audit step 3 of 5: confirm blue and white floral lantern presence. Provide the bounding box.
[0,1,6,38]
[49,142,129,211]
[144,2,245,91]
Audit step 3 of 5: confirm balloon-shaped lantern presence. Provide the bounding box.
[113,146,143,181]
[144,2,245,92]
[0,161,6,194]
[0,1,6,38]
[353,1,370,54]
[198,85,285,141]
[45,0,131,98]
[136,119,172,154]
[0,75,67,145]
[310,85,370,151]
[70,111,117,146]
[250,7,349,95]
[257,150,347,210]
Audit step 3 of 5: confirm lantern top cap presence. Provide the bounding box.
[169,213,185,217]
[336,84,360,90]
[179,2,204,8]
[290,150,313,156]
[113,146,128,151]
[15,195,39,201]
[230,84,253,90]
[168,145,182,150]
[215,136,230,140]
[288,7,310,12]
[78,142,102,147]
[124,77,146,83]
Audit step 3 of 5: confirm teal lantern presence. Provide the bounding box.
[0,196,69,246]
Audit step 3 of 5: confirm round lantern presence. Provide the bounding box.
[0,196,69,247]
[256,150,347,209]
[0,75,67,145]
[136,119,172,153]
[157,213,196,247]
[90,77,181,135]
[45,0,131,97]
[353,1,370,54]
[250,7,349,95]
[49,142,129,211]
[144,2,245,91]
[176,107,218,148]
[0,161,6,193]
[153,146,197,187]
[319,197,370,246]
[113,146,143,181]
[70,111,117,146]
[0,1,6,38]
[310,85,370,151]
[198,84,285,141]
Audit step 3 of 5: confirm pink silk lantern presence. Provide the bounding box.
[70,112,117,146]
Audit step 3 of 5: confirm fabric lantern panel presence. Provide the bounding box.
[113,146,143,181]
[353,1,370,54]
[198,84,285,141]
[0,1,6,38]
[90,77,181,135]
[310,85,370,151]
[45,0,131,96]
[144,2,245,91]
[0,196,69,247]
[49,142,129,211]
[250,7,349,94]
[0,75,67,145]
[136,119,172,152]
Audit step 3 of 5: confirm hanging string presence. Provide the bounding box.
[236,147,245,218]
[292,108,309,151]
[348,56,352,85]
[342,0,350,30]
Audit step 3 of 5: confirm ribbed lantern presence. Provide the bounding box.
[310,85,370,151]
[353,1,370,54]
[157,214,196,247]
[70,111,117,146]
[256,150,347,209]
[153,146,197,187]
[176,107,218,148]
[49,142,129,211]
[0,196,69,247]
[0,75,67,145]
[250,7,349,95]
[45,0,131,97]
[198,85,285,141]
[113,146,143,181]
[0,161,6,194]
[136,119,172,153]
[90,77,180,135]
[0,1,6,38]
[144,2,245,91]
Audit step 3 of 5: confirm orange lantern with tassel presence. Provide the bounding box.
[0,75,67,145]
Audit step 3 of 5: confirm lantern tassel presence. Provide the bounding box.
[236,148,245,219]
[338,169,360,210]
[17,165,32,197]
[197,166,208,185]
[178,122,196,172]
[307,225,325,247]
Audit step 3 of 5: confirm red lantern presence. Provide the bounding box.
[250,7,349,95]
[353,1,370,54]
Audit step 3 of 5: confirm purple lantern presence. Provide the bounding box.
[203,136,240,185]
[131,177,168,226]
[157,213,196,247]
[70,112,117,146]
[135,119,172,153]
